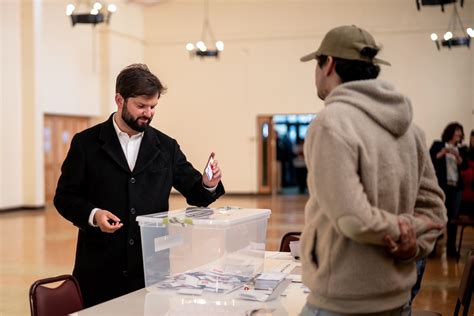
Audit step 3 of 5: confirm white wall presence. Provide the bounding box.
[106,3,146,115]
[0,0,472,208]
[0,0,145,209]
[37,2,101,116]
[144,0,474,193]
[0,1,23,208]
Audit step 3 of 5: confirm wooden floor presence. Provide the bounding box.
[0,194,472,315]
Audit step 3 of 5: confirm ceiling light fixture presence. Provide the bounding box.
[416,0,463,12]
[429,4,472,50]
[66,1,117,27]
[186,0,224,59]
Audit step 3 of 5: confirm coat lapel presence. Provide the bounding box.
[133,128,161,175]
[99,115,131,173]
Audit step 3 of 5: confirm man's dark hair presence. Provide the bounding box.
[116,63,167,100]
[317,47,381,83]
[441,122,464,143]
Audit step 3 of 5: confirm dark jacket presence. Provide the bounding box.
[54,114,224,307]
[429,140,468,190]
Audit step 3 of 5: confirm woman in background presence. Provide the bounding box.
[430,122,468,258]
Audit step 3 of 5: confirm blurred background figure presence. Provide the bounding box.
[277,133,295,188]
[430,122,469,258]
[292,139,307,194]
[459,130,474,214]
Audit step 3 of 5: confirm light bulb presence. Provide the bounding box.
[186,43,195,51]
[444,31,453,40]
[196,41,207,51]
[467,28,474,37]
[66,4,75,16]
[93,2,102,10]
[107,4,117,13]
[430,33,438,41]
[216,41,224,51]
[90,8,99,15]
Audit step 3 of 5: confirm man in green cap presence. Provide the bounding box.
[299,25,446,315]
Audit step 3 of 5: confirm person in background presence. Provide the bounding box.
[429,122,468,258]
[277,134,296,187]
[54,63,225,307]
[468,130,474,161]
[459,130,474,214]
[298,25,446,316]
[293,138,308,194]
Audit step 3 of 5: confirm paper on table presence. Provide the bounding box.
[238,279,291,302]
[177,288,203,296]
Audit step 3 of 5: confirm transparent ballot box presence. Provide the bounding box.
[136,207,271,292]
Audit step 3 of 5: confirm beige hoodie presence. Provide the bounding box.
[301,80,447,313]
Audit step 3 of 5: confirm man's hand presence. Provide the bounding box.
[414,214,444,233]
[383,218,417,260]
[94,209,123,233]
[202,157,222,188]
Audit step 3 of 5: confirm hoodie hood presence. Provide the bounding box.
[325,80,413,137]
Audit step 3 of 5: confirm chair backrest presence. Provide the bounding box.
[279,231,301,252]
[454,250,474,316]
[29,274,84,316]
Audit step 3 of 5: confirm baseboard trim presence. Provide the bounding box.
[0,205,46,213]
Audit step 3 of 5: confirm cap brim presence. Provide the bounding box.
[373,57,391,66]
[300,51,318,62]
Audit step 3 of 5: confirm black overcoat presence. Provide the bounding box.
[54,114,224,307]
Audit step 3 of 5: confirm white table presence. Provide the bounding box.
[75,252,307,316]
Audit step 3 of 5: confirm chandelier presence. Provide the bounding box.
[66,1,117,27]
[416,0,464,12]
[429,4,473,49]
[185,0,224,59]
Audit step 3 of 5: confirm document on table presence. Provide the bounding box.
[238,279,291,302]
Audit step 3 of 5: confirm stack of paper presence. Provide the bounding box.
[156,269,251,294]
[238,278,291,302]
[254,272,287,290]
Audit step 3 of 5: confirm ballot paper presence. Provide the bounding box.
[238,279,291,302]
[185,207,214,218]
[156,269,251,294]
[254,272,287,290]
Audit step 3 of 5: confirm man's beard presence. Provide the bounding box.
[122,101,152,132]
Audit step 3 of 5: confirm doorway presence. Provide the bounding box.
[44,114,90,204]
[257,114,315,195]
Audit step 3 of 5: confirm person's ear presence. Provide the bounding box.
[115,94,124,108]
[324,56,336,76]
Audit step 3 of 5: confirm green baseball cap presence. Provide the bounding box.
[300,25,391,66]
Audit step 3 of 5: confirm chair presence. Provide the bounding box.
[413,250,474,316]
[29,274,84,316]
[453,250,474,316]
[279,231,301,252]
[452,215,474,262]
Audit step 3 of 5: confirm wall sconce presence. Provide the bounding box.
[66,1,117,27]
[185,0,224,59]
[429,4,473,50]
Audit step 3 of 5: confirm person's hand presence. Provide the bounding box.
[436,148,449,159]
[202,157,222,188]
[449,150,463,164]
[383,218,417,260]
[414,214,444,233]
[94,209,123,233]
